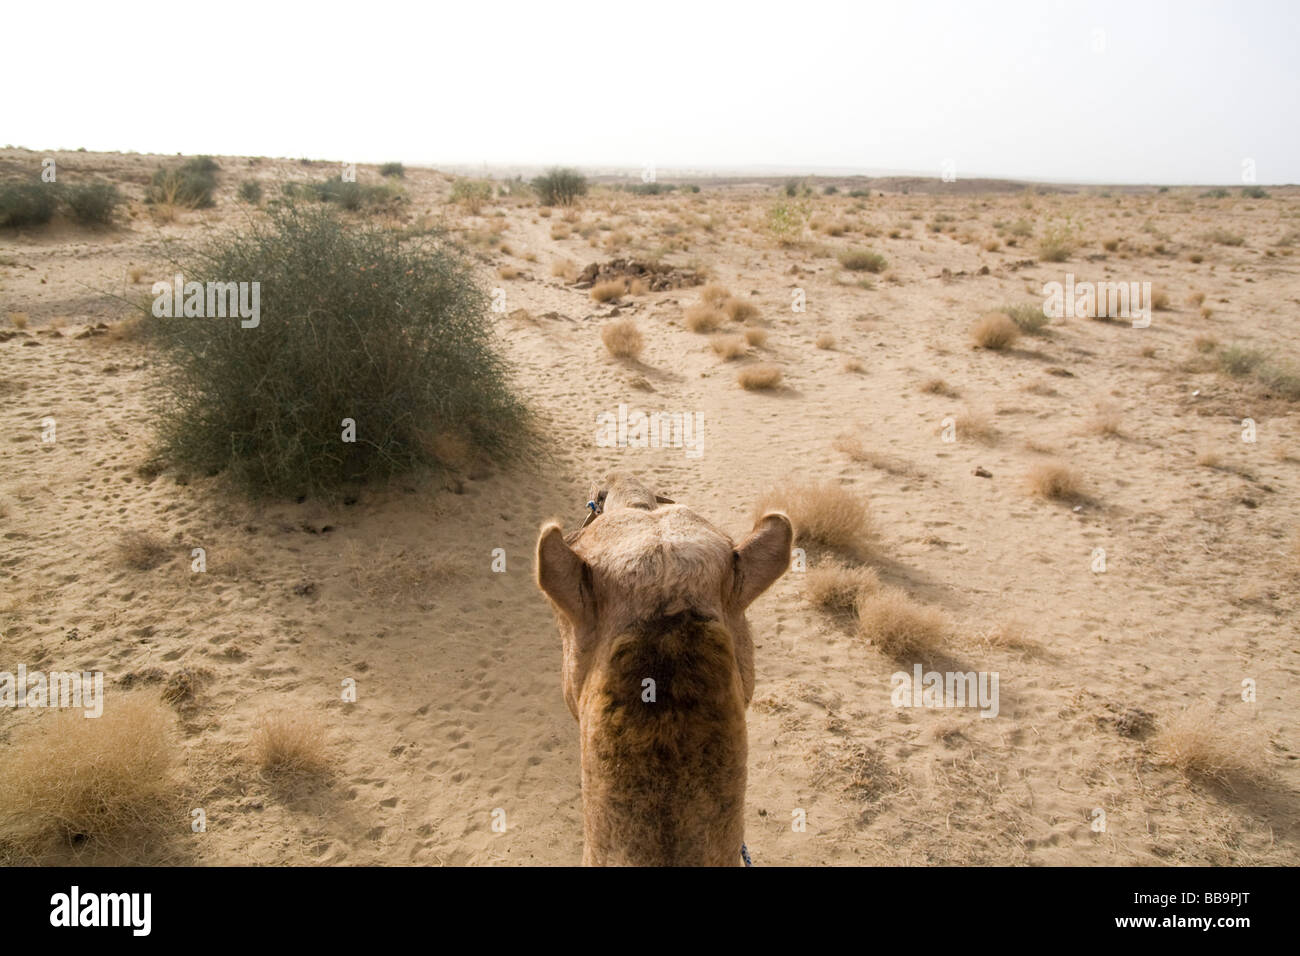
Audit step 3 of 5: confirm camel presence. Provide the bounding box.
[535,473,792,865]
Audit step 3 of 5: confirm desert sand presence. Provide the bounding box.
[1,148,1297,865]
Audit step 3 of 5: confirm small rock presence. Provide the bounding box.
[973,467,992,478]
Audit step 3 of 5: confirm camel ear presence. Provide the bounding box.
[655,494,675,505]
[733,512,793,608]
[537,523,594,624]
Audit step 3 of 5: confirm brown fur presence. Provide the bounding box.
[536,473,792,865]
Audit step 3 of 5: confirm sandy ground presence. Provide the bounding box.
[1,148,1297,865]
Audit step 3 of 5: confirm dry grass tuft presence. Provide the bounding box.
[551,258,579,282]
[709,333,747,360]
[737,363,783,390]
[0,692,180,856]
[971,312,1021,350]
[590,279,626,303]
[252,709,332,776]
[699,283,732,307]
[804,560,879,610]
[1026,462,1086,502]
[743,327,768,348]
[955,407,997,444]
[754,478,874,555]
[601,319,644,359]
[815,332,836,350]
[725,298,759,323]
[1153,706,1271,784]
[855,587,950,658]
[921,377,957,397]
[116,530,170,571]
[1086,400,1123,437]
[685,303,725,333]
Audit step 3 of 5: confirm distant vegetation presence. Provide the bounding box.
[532,167,587,206]
[0,179,59,227]
[0,178,121,227]
[281,176,402,212]
[148,156,220,208]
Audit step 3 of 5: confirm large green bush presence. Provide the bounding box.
[146,202,531,496]
[531,167,587,206]
[148,157,219,208]
[0,179,59,227]
[64,182,123,225]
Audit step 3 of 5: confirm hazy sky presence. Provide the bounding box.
[9,0,1297,183]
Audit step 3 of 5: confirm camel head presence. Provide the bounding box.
[534,472,792,865]
[536,472,793,718]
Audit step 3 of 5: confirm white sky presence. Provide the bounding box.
[7,0,1297,183]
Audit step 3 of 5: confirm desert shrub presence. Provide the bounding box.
[743,327,768,347]
[532,167,587,206]
[64,182,122,225]
[601,319,644,359]
[282,177,400,212]
[1217,344,1267,378]
[148,158,219,208]
[1200,228,1244,246]
[1200,188,1229,199]
[971,312,1021,350]
[238,180,263,204]
[622,182,676,195]
[182,156,220,175]
[1002,302,1050,334]
[450,178,493,213]
[1215,345,1300,400]
[1241,185,1268,199]
[379,162,405,178]
[144,202,530,496]
[0,179,59,227]
[765,201,806,245]
[1037,222,1077,262]
[837,248,887,272]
